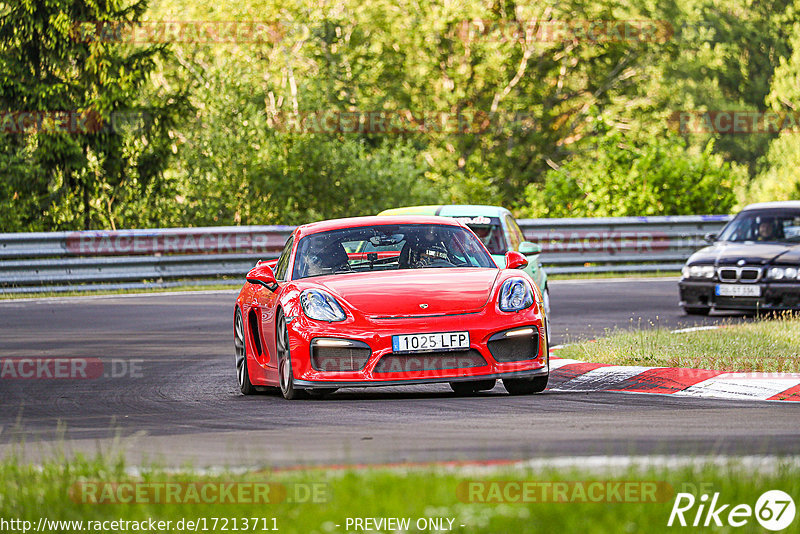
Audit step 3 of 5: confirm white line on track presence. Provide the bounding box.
[496,455,800,475]
[550,277,680,285]
[121,455,800,477]
[0,289,239,305]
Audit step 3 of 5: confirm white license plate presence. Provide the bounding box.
[716,284,761,297]
[392,331,470,353]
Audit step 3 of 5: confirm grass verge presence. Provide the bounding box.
[555,314,800,372]
[1,454,798,533]
[548,270,681,281]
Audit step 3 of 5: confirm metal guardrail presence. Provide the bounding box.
[518,214,732,274]
[0,215,732,293]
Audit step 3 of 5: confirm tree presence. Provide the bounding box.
[748,21,800,202]
[522,119,745,217]
[0,0,189,231]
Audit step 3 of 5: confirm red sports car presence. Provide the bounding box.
[234,216,549,399]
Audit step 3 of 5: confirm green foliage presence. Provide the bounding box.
[522,119,745,217]
[0,0,190,231]
[3,453,800,534]
[748,21,800,203]
[3,0,800,231]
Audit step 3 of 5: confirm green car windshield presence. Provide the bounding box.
[450,216,508,255]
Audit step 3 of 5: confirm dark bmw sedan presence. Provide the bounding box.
[679,201,800,315]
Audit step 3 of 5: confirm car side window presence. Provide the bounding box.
[273,236,294,281]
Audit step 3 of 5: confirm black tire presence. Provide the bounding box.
[276,311,304,400]
[234,308,256,395]
[504,375,548,395]
[683,306,711,316]
[450,379,496,395]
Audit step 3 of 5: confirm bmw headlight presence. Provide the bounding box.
[300,289,346,321]
[767,267,800,280]
[682,264,715,279]
[498,278,534,312]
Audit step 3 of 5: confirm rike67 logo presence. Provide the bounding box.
[668,490,796,531]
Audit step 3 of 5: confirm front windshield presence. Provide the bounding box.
[450,216,508,255]
[292,223,497,279]
[718,209,800,243]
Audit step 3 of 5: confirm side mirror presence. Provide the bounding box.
[259,259,279,270]
[518,241,541,255]
[505,251,529,270]
[704,232,717,244]
[246,264,278,291]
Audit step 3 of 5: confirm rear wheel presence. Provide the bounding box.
[277,311,304,400]
[542,287,551,315]
[683,306,711,316]
[504,375,548,395]
[234,308,256,395]
[450,379,496,395]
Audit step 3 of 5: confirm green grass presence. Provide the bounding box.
[556,314,800,372]
[1,453,798,533]
[547,270,680,281]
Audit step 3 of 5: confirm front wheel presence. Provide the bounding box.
[542,287,552,341]
[234,308,256,395]
[504,375,548,395]
[276,312,304,400]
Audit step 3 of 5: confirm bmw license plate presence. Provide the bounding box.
[392,331,470,353]
[715,284,761,297]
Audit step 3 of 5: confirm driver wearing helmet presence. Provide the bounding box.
[414,242,449,267]
[303,241,351,276]
[470,225,493,247]
[400,227,448,268]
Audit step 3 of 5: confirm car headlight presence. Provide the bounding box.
[498,278,534,312]
[300,289,346,321]
[767,267,800,280]
[682,264,715,279]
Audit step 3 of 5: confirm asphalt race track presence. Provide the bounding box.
[1,278,797,468]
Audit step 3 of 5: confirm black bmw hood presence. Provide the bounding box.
[688,242,800,266]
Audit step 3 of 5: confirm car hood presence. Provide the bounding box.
[688,242,800,265]
[310,268,500,317]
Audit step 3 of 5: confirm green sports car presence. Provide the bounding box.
[378,205,550,319]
